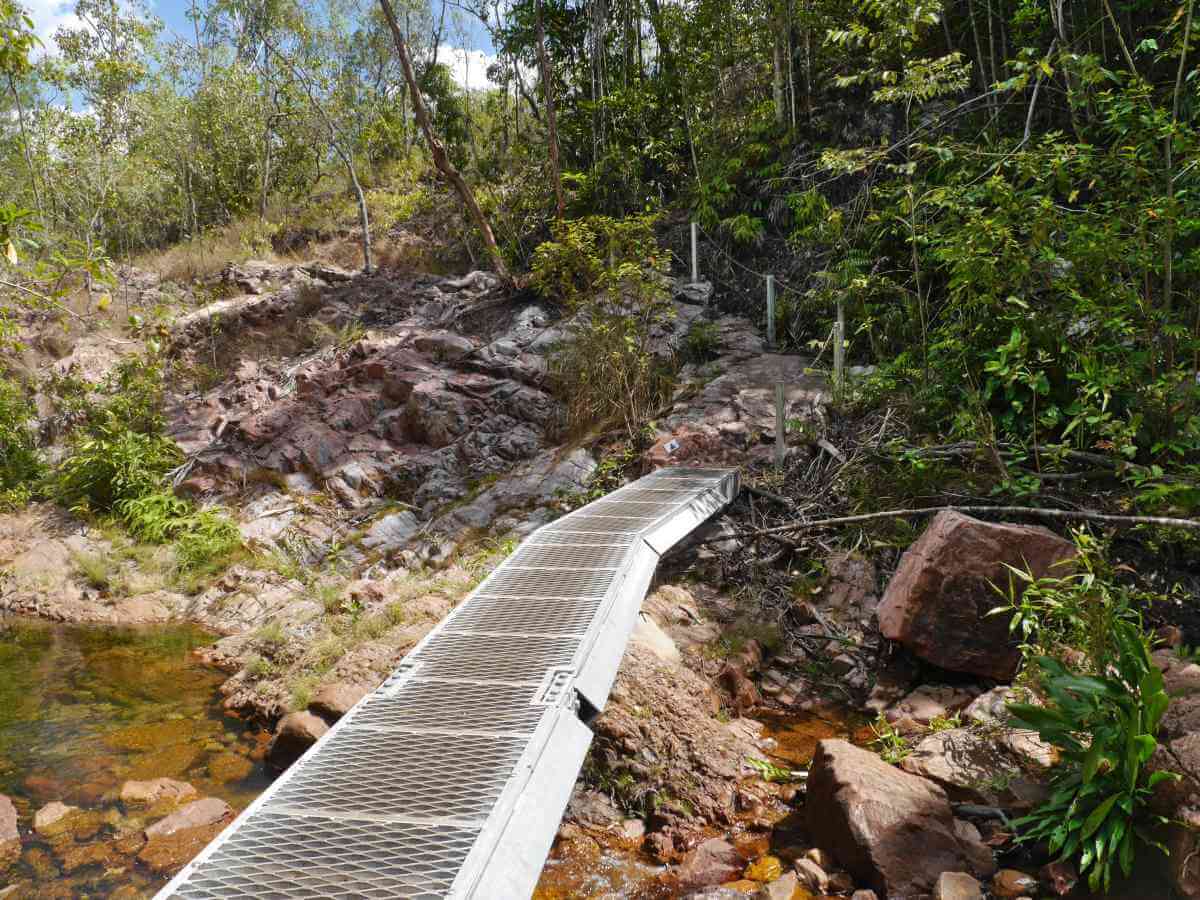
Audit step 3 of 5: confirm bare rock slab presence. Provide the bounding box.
[806,739,995,898]
[876,511,1077,679]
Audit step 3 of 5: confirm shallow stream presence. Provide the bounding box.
[0,617,272,897]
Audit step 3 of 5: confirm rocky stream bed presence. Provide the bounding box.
[5,261,1200,898]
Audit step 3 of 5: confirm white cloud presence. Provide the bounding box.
[21,0,82,49]
[437,45,500,92]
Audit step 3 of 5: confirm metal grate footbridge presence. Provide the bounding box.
[157,466,738,900]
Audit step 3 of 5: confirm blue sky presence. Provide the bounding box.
[25,0,499,88]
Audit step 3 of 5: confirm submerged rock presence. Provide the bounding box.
[806,739,995,897]
[0,794,17,866]
[145,798,233,839]
[876,512,1078,679]
[935,871,984,900]
[33,802,78,838]
[675,838,744,890]
[119,777,198,810]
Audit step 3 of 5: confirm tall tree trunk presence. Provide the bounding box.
[263,39,372,271]
[7,74,44,227]
[535,0,565,220]
[772,2,787,125]
[1164,0,1196,369]
[378,0,511,283]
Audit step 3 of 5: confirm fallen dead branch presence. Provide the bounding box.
[708,504,1200,545]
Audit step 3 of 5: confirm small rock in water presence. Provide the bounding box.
[0,794,18,863]
[119,778,198,809]
[675,838,745,890]
[1039,859,1078,896]
[754,872,800,900]
[744,854,783,882]
[991,868,1039,898]
[266,711,329,771]
[145,798,233,839]
[794,856,829,892]
[619,818,645,841]
[33,801,78,837]
[309,682,371,724]
[935,871,984,900]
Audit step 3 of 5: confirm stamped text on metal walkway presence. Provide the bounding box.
[157,466,738,900]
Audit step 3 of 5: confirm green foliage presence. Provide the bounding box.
[990,531,1153,670]
[533,215,677,438]
[1008,632,1177,893]
[993,533,1180,892]
[0,377,40,494]
[117,489,241,573]
[52,427,181,513]
[746,757,805,783]
[869,714,911,764]
[681,319,720,364]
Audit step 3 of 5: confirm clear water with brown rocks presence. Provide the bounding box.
[0,617,272,897]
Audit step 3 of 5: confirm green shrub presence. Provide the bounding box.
[117,490,194,542]
[52,428,181,513]
[532,215,677,437]
[994,533,1179,892]
[172,507,242,571]
[1007,626,1177,893]
[0,377,41,493]
[682,319,720,364]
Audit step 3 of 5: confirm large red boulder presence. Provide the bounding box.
[806,740,995,898]
[876,511,1077,680]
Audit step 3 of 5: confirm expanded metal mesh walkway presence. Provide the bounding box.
[157,466,738,900]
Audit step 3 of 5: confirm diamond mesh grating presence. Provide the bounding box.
[160,467,736,900]
[601,487,699,502]
[350,681,546,735]
[508,542,630,568]
[170,814,479,899]
[273,731,528,822]
[529,529,638,545]
[475,566,616,598]
[555,513,660,532]
[450,594,605,636]
[584,499,682,517]
[406,631,581,683]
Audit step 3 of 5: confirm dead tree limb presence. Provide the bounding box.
[377,0,512,284]
[709,505,1200,545]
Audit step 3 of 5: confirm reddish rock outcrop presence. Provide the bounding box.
[876,512,1077,679]
[806,739,995,898]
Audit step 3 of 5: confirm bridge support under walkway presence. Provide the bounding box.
[157,466,738,899]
